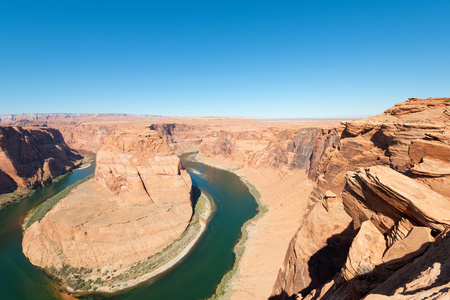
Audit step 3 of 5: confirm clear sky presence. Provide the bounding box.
[1,0,449,118]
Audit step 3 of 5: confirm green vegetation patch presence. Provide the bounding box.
[0,188,36,213]
[106,191,213,285]
[210,175,266,300]
[1,152,94,214]
[24,174,94,230]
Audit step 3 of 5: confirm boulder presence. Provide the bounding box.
[383,226,434,270]
[342,221,386,281]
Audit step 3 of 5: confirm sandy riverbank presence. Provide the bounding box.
[193,155,313,300]
[92,222,208,293]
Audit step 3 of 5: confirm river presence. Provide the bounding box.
[1,156,258,300]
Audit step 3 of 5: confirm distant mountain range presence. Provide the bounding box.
[0,113,137,123]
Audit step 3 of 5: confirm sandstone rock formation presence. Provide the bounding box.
[271,97,450,300]
[55,121,120,152]
[343,166,450,232]
[0,125,81,194]
[150,123,206,154]
[341,220,386,282]
[364,228,450,300]
[150,121,340,177]
[382,226,434,270]
[23,126,192,289]
[5,114,164,152]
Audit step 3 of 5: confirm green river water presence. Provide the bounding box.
[1,156,258,300]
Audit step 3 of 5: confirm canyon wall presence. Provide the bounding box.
[0,125,82,194]
[199,127,339,175]
[5,114,165,153]
[23,126,193,285]
[53,121,120,152]
[151,122,340,175]
[272,97,450,299]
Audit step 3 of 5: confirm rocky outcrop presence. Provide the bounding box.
[272,97,450,300]
[382,226,434,270]
[364,229,450,300]
[23,126,192,288]
[287,165,449,300]
[343,166,450,232]
[0,125,81,194]
[341,220,386,282]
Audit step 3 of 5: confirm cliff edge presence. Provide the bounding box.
[0,125,82,209]
[272,97,450,300]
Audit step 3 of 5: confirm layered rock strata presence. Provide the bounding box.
[151,122,339,176]
[0,125,81,194]
[272,97,450,300]
[6,114,164,152]
[23,127,192,288]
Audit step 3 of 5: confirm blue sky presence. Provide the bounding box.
[1,0,449,118]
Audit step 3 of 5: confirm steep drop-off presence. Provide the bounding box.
[151,121,339,176]
[23,126,193,292]
[151,120,341,299]
[272,97,450,300]
[0,125,81,198]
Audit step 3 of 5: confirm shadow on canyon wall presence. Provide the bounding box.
[268,290,292,300]
[299,223,357,297]
[270,230,450,300]
[269,223,357,300]
[0,169,18,194]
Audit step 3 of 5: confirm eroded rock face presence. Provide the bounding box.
[364,229,450,300]
[23,127,192,273]
[55,121,120,152]
[382,226,434,270]
[153,123,339,174]
[341,221,386,281]
[272,97,450,300]
[272,195,355,297]
[0,125,81,194]
[343,166,450,232]
[7,114,161,152]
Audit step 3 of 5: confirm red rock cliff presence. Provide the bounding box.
[0,125,81,194]
[272,97,450,300]
[150,122,339,175]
